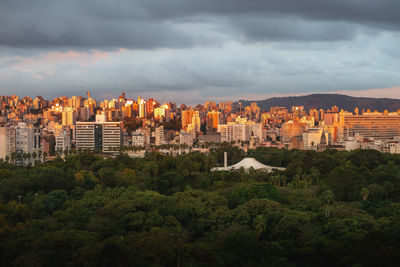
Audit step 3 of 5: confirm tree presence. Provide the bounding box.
[310,167,320,185]
[74,170,99,189]
[360,187,370,201]
[326,162,366,201]
[253,215,266,239]
[321,190,334,205]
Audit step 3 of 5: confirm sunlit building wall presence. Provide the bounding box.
[342,115,400,140]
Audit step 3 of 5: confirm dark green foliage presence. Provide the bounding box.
[0,148,400,266]
[228,183,279,208]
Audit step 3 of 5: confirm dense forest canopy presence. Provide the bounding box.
[0,147,400,266]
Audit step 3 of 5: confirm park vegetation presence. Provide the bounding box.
[0,147,400,266]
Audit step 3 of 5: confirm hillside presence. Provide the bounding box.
[237,94,400,112]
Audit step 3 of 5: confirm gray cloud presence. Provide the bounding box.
[0,0,400,49]
[1,1,400,103]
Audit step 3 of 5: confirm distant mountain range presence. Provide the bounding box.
[237,94,400,112]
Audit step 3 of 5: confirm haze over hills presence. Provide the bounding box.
[237,94,400,112]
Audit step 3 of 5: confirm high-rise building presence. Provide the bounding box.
[181,109,194,130]
[309,108,319,122]
[78,106,91,121]
[341,115,400,141]
[188,111,201,133]
[154,106,166,120]
[155,126,165,146]
[207,111,220,131]
[132,132,145,147]
[76,121,122,152]
[6,126,16,158]
[204,101,217,111]
[218,124,246,143]
[12,122,41,165]
[245,122,263,141]
[0,126,6,160]
[62,107,76,127]
[138,97,146,118]
[280,120,305,143]
[55,131,71,152]
[132,128,150,146]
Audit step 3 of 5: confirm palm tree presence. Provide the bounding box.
[153,164,158,188]
[310,167,320,185]
[276,175,281,187]
[23,153,28,165]
[322,190,334,205]
[26,152,32,165]
[281,175,287,187]
[270,175,279,186]
[98,168,105,187]
[321,190,334,218]
[360,187,369,201]
[253,215,266,240]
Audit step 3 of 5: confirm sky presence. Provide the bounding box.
[1,0,400,104]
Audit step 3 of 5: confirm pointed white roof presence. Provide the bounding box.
[211,158,285,172]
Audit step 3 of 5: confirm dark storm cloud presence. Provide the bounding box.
[0,0,400,49]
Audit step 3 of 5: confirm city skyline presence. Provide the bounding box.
[1,1,400,103]
[3,87,400,106]
[3,91,400,162]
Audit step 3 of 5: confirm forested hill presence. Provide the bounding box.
[237,94,400,112]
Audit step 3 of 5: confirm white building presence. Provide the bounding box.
[245,122,263,141]
[218,122,263,143]
[302,128,323,150]
[218,124,246,143]
[55,131,71,152]
[132,132,145,147]
[389,142,400,154]
[132,128,150,147]
[212,157,286,172]
[155,126,165,146]
[13,122,41,164]
[343,138,361,151]
[180,131,195,146]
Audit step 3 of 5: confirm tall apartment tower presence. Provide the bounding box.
[155,126,165,146]
[0,126,6,160]
[76,121,122,153]
[62,107,76,127]
[138,97,146,118]
[15,122,41,154]
[207,111,220,132]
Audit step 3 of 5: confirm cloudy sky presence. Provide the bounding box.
[1,0,400,103]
